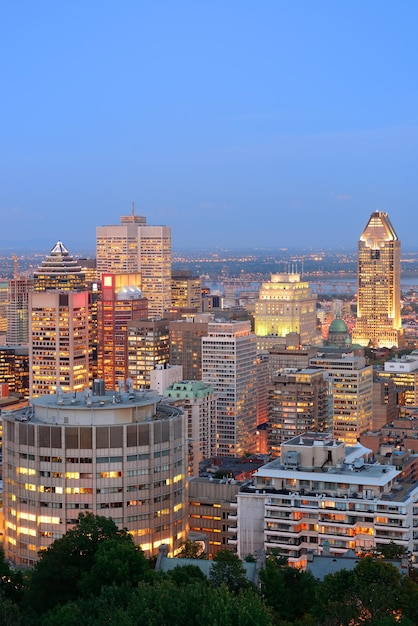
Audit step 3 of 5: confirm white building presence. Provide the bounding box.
[235,432,418,569]
[149,364,183,395]
[202,320,257,457]
[2,384,187,566]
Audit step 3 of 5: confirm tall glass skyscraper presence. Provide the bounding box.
[353,211,404,348]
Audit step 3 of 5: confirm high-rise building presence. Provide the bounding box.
[96,214,146,275]
[353,211,403,348]
[202,320,257,457]
[127,318,170,389]
[164,381,217,476]
[378,351,418,406]
[310,354,373,446]
[0,281,8,338]
[2,386,187,565]
[255,272,320,347]
[169,314,213,380]
[34,241,86,292]
[97,273,148,391]
[0,346,29,397]
[171,271,201,311]
[30,291,91,396]
[137,225,172,316]
[268,368,329,457]
[96,215,172,317]
[7,276,33,345]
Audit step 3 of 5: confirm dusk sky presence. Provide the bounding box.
[1,1,418,253]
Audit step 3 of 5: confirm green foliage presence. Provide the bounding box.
[260,556,316,622]
[167,564,207,586]
[24,513,149,618]
[176,539,207,559]
[209,549,249,592]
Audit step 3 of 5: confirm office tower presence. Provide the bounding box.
[2,386,187,565]
[97,273,148,391]
[164,381,217,476]
[169,314,213,380]
[7,276,33,345]
[30,291,91,396]
[96,214,146,275]
[34,241,86,292]
[202,320,257,457]
[0,281,8,337]
[268,368,329,456]
[0,346,29,397]
[353,211,403,348]
[255,272,320,347]
[127,318,170,389]
[172,271,201,310]
[235,432,418,568]
[78,258,98,287]
[138,225,172,316]
[310,355,373,446]
[96,215,172,317]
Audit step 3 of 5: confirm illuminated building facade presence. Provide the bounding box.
[310,355,373,446]
[171,271,201,311]
[7,276,33,345]
[353,211,403,348]
[268,368,329,457]
[127,318,170,389]
[0,346,29,397]
[96,214,146,275]
[34,241,86,292]
[2,386,187,566]
[202,321,257,457]
[255,273,319,346]
[29,291,91,396]
[188,477,241,557]
[97,273,148,391]
[0,282,8,336]
[378,351,418,406]
[137,225,172,316]
[164,381,217,476]
[96,216,172,317]
[169,314,212,380]
[236,432,418,569]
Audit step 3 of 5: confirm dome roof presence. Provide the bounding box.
[116,285,143,300]
[329,317,348,333]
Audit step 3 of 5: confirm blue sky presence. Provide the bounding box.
[1,1,418,252]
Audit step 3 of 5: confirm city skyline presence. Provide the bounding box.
[1,2,418,251]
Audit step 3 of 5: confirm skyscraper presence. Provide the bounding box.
[353,211,403,348]
[34,241,86,292]
[30,291,91,396]
[254,272,320,347]
[202,320,257,456]
[96,215,172,317]
[97,273,148,391]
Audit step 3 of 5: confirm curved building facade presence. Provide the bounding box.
[3,385,187,566]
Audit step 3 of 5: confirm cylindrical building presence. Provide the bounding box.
[2,384,187,566]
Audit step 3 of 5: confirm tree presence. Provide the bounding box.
[176,539,207,559]
[260,556,317,622]
[25,513,149,617]
[209,549,249,592]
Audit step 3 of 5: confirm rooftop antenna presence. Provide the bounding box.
[132,201,135,216]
